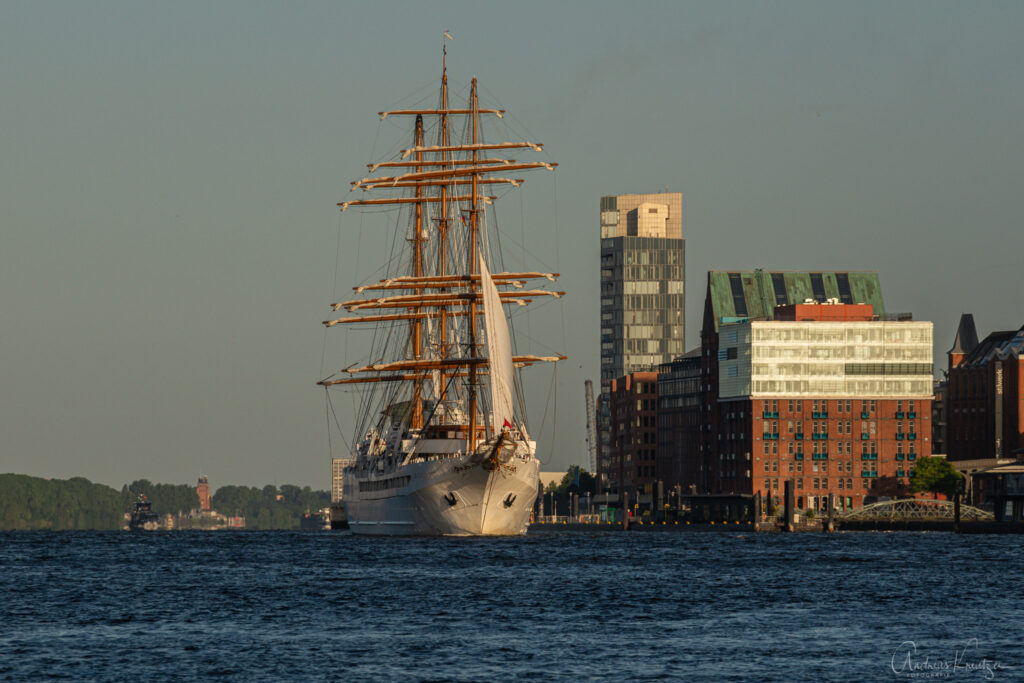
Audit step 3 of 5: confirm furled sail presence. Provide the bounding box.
[479,255,515,432]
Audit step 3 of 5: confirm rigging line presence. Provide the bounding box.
[536,362,556,463]
[519,186,532,371]
[325,388,333,458]
[320,212,343,378]
[549,363,558,466]
[327,389,352,454]
[553,168,567,356]
[487,225,558,274]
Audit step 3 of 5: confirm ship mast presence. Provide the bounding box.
[319,43,565,447]
[410,113,424,429]
[467,77,480,451]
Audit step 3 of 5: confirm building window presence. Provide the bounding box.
[771,272,788,306]
[797,479,803,490]
[838,478,845,490]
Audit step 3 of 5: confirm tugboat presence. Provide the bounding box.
[128,495,160,531]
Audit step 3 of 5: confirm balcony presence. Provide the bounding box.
[795,453,804,460]
[908,412,917,419]
[896,433,905,440]
[861,412,870,419]
[896,453,904,460]
[861,434,870,440]
[762,433,779,440]
[813,433,828,440]
[908,433,917,441]
[812,453,829,461]
[895,411,905,419]
[860,453,878,461]
[794,433,804,440]
[762,411,779,418]
[812,411,829,419]
[908,454,917,461]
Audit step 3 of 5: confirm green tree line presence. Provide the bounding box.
[0,474,123,530]
[0,474,330,531]
[212,484,330,530]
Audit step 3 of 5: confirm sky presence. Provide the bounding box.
[2,1,1022,491]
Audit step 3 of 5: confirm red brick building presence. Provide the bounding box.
[946,314,1024,462]
[691,271,934,512]
[606,372,659,503]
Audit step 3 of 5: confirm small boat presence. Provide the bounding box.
[128,495,160,531]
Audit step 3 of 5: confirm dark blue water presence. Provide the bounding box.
[1,530,1020,681]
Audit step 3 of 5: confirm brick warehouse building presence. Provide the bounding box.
[656,349,702,493]
[691,271,933,512]
[946,314,1024,462]
[606,372,659,504]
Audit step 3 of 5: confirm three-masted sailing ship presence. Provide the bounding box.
[318,46,564,535]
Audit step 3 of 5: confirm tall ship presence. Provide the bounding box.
[318,43,564,535]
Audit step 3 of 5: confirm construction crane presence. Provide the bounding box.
[584,379,596,474]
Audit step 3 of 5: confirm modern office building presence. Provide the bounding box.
[946,314,1024,462]
[331,458,346,503]
[597,192,684,491]
[599,192,685,389]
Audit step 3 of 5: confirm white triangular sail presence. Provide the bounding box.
[479,254,515,432]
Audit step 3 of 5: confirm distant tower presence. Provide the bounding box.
[948,313,979,372]
[584,379,596,474]
[197,476,210,511]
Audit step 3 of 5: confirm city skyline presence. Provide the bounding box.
[3,2,1023,489]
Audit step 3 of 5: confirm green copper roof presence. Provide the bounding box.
[705,270,885,332]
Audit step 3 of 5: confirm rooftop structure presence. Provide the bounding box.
[703,270,886,334]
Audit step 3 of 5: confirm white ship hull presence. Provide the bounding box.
[343,453,540,536]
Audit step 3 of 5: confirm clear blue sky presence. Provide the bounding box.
[3,1,1022,490]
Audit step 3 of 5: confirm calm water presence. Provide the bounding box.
[1,530,1020,681]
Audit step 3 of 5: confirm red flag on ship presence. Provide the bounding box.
[503,419,512,430]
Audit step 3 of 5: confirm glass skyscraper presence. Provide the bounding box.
[599,192,686,389]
